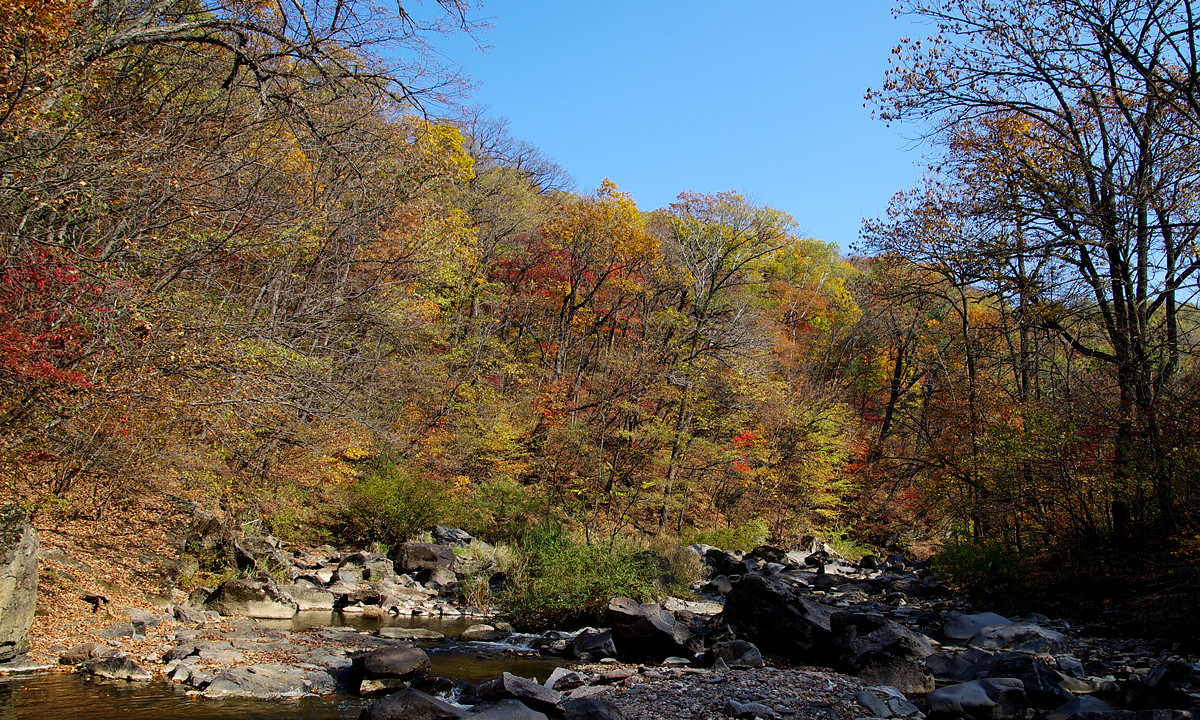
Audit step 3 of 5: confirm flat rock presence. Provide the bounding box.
[60,642,123,665]
[204,578,298,619]
[202,663,335,699]
[968,623,1069,655]
[281,583,335,611]
[377,627,445,640]
[944,612,1012,642]
[79,656,153,681]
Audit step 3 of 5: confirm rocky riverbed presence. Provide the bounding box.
[3,505,1200,720]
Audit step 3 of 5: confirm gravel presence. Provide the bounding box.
[572,663,873,720]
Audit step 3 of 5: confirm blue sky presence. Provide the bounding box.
[434,3,928,252]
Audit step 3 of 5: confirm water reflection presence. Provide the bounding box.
[3,613,570,719]
[0,674,368,720]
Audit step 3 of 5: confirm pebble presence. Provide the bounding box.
[577,663,870,720]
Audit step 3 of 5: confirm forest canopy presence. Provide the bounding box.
[4,0,1200,631]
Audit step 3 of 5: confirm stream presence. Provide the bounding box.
[0,613,569,720]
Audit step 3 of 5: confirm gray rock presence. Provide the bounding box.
[390,543,456,574]
[986,651,1072,708]
[376,626,444,640]
[943,612,1012,642]
[59,642,122,665]
[723,574,835,664]
[723,698,779,719]
[355,645,431,680]
[926,648,994,682]
[0,505,38,662]
[281,583,335,611]
[340,552,397,583]
[604,597,692,661]
[233,534,293,578]
[204,578,298,619]
[855,686,922,718]
[967,623,1069,655]
[562,696,628,720]
[835,613,936,694]
[432,526,475,546]
[162,641,198,662]
[475,672,564,715]
[927,678,1026,720]
[702,575,734,596]
[377,626,445,640]
[545,667,590,692]
[125,608,164,628]
[709,640,764,668]
[361,688,468,720]
[202,663,334,699]
[172,603,206,624]
[461,623,508,642]
[571,629,617,661]
[79,656,153,681]
[471,700,550,720]
[1048,696,1115,720]
[99,621,144,639]
[1057,656,1086,679]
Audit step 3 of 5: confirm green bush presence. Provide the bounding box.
[337,463,445,546]
[499,523,662,629]
[932,537,1029,600]
[684,518,770,551]
[448,477,552,543]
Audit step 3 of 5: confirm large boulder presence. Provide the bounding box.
[202,664,335,699]
[703,548,748,577]
[353,645,431,695]
[360,688,467,720]
[834,612,936,694]
[474,672,563,716]
[0,505,37,662]
[233,534,293,578]
[968,622,1069,655]
[986,652,1072,708]
[203,578,299,619]
[390,542,455,573]
[280,582,335,611]
[926,648,995,682]
[943,612,1013,642]
[571,629,618,661]
[927,678,1027,720]
[604,598,692,661]
[722,574,834,663]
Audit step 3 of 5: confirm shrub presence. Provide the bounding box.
[448,477,552,543]
[499,523,662,629]
[336,463,445,546]
[684,518,770,551]
[822,525,875,563]
[453,539,519,613]
[932,537,1029,601]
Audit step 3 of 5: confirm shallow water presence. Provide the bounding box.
[0,673,369,720]
[2,612,568,719]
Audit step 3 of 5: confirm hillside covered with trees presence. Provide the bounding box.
[4,0,1200,635]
